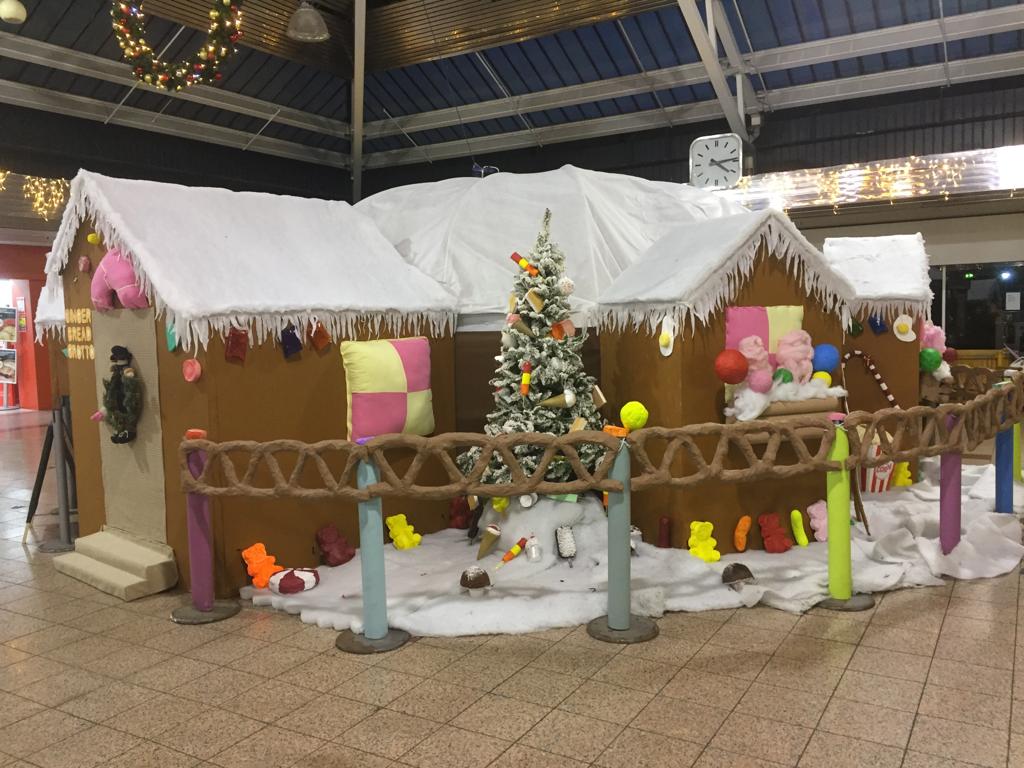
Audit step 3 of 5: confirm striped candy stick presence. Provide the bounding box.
[841,350,899,409]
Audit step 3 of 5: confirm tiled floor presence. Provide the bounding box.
[2,411,1024,767]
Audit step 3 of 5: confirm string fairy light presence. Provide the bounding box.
[719,147,1001,213]
[21,176,70,221]
[111,0,243,90]
[0,169,9,193]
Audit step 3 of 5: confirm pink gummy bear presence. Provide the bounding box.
[807,500,827,542]
[920,321,946,353]
[91,248,149,311]
[775,329,814,384]
[738,335,773,394]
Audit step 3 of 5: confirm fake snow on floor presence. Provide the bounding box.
[245,459,1024,637]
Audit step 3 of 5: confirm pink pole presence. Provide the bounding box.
[940,415,962,556]
[186,450,215,612]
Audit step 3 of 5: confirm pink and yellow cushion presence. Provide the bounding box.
[340,337,434,442]
[725,305,804,365]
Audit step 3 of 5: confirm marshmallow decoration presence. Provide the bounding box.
[268,568,320,595]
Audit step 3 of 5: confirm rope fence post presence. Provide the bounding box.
[940,414,962,555]
[996,425,1014,514]
[336,458,411,653]
[817,414,874,612]
[172,431,240,624]
[587,441,658,644]
[1014,423,1022,484]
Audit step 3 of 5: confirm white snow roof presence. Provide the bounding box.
[356,165,747,324]
[47,171,457,350]
[596,209,858,333]
[34,268,65,342]
[823,234,933,319]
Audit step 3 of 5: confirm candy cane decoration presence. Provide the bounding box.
[842,350,900,409]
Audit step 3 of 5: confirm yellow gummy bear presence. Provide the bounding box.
[892,462,913,487]
[385,514,422,550]
[687,521,721,563]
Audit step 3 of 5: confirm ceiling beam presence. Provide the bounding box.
[711,0,758,116]
[364,50,1024,168]
[364,4,1024,140]
[0,31,349,138]
[0,78,350,169]
[677,0,748,139]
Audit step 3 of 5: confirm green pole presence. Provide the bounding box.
[826,418,852,601]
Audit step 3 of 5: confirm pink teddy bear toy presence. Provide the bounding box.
[775,329,814,384]
[738,335,773,393]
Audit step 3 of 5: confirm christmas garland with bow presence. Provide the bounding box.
[111,0,243,91]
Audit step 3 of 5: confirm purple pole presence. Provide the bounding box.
[186,450,215,612]
[939,415,962,555]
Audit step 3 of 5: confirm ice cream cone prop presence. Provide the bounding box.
[510,251,539,276]
[477,523,502,559]
[507,293,517,313]
[524,288,545,313]
[507,313,535,337]
[520,362,533,396]
[538,389,576,408]
[494,536,529,569]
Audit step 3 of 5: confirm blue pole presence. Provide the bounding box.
[606,442,632,632]
[357,460,388,640]
[996,428,1014,514]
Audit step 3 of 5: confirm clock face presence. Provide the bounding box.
[689,133,743,190]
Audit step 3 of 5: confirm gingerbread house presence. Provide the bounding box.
[595,209,924,552]
[42,170,457,599]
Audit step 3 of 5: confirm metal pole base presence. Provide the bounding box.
[37,541,75,554]
[586,615,659,644]
[171,600,241,625]
[816,594,875,612]
[336,628,410,654]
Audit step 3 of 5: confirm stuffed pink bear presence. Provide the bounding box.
[737,335,773,393]
[920,321,946,353]
[807,500,827,542]
[91,248,149,311]
[775,329,814,384]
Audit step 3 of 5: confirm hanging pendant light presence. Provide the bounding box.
[0,0,27,24]
[286,1,330,43]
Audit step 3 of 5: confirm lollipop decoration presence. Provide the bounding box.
[494,536,529,569]
[510,251,539,277]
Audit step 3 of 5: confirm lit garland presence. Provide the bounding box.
[22,177,70,221]
[111,0,243,91]
[0,169,8,193]
[724,151,980,214]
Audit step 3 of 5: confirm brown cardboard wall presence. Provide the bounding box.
[842,316,921,413]
[62,230,105,537]
[601,251,846,554]
[159,329,456,594]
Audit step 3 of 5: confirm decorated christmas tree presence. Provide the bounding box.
[459,209,606,484]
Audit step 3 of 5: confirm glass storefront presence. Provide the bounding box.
[930,263,1024,353]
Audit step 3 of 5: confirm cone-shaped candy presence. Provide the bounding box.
[477,523,502,560]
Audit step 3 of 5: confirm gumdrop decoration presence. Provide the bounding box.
[281,326,303,358]
[165,323,178,352]
[868,315,888,335]
[225,327,248,363]
[309,321,331,351]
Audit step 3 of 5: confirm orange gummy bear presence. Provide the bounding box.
[241,542,284,589]
[734,515,752,552]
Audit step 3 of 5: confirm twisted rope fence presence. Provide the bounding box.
[175,368,1023,648]
[180,371,1024,500]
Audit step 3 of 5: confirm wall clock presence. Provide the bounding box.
[689,133,743,189]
